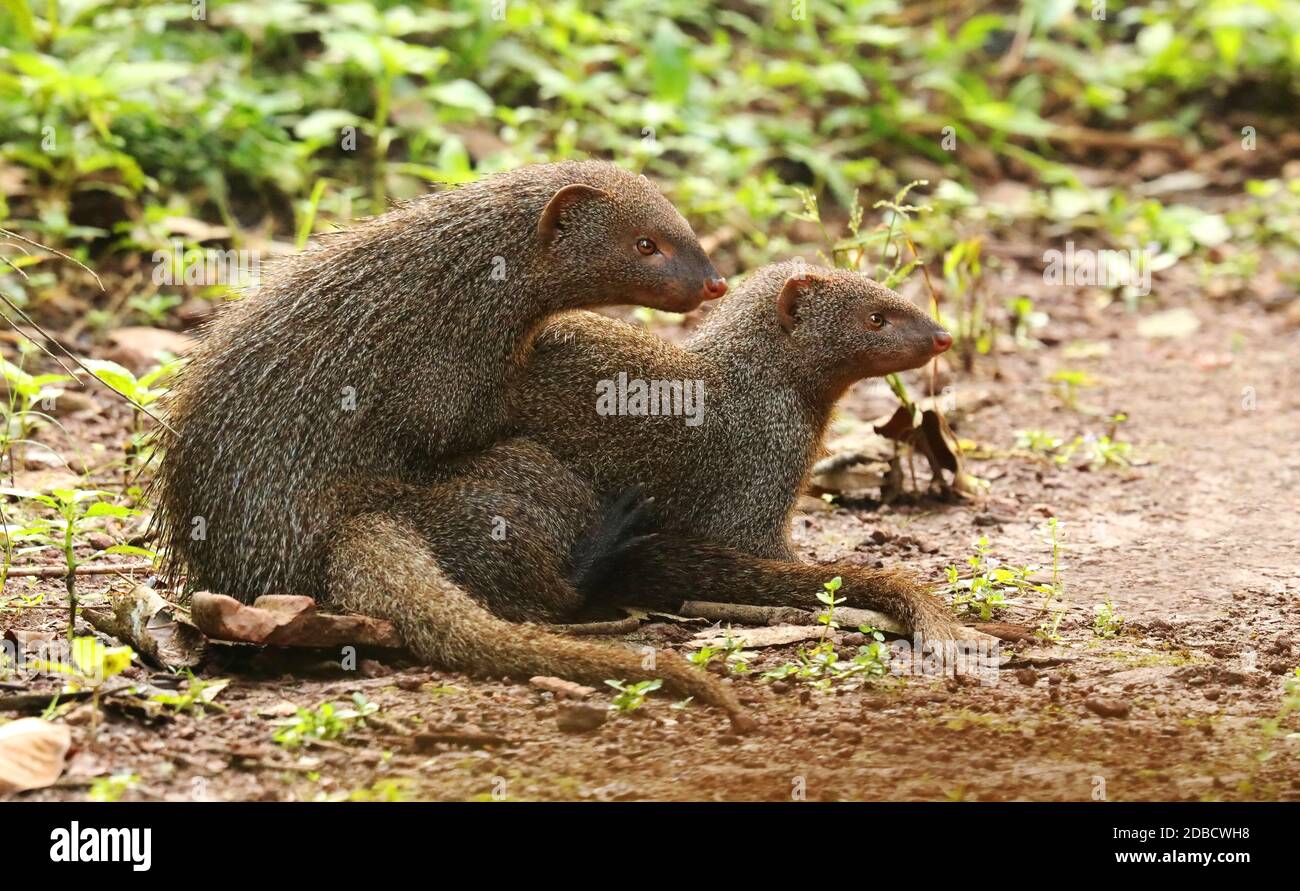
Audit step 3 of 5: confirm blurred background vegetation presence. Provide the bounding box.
[0,0,1298,330]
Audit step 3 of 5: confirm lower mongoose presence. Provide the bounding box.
[150,160,726,602]
[515,261,962,637]
[323,263,957,725]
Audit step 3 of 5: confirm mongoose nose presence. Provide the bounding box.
[703,276,728,299]
[932,331,953,354]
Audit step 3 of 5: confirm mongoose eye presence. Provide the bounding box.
[636,237,658,256]
[868,312,886,329]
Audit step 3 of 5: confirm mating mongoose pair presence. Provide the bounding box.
[152,163,955,723]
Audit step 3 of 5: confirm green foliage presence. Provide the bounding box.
[149,673,230,716]
[1,487,145,636]
[89,772,139,803]
[272,693,379,748]
[815,575,844,634]
[762,629,892,691]
[604,677,662,712]
[1,0,1295,320]
[1092,599,1125,639]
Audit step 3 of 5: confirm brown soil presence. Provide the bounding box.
[3,256,1298,803]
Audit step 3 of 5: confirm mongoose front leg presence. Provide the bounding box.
[327,515,752,730]
[597,535,963,640]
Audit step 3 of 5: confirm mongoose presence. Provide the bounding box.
[151,160,726,602]
[328,440,748,722]
[514,261,963,637]
[322,263,956,726]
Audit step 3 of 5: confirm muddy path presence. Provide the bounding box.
[3,275,1298,803]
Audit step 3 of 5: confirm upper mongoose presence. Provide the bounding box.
[151,160,726,602]
[324,264,958,727]
[514,261,963,637]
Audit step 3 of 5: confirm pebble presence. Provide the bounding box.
[831,723,862,745]
[556,704,607,733]
[1084,697,1130,719]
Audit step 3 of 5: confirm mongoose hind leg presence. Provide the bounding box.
[327,514,752,730]
[598,535,964,641]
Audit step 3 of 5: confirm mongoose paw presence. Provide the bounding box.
[568,487,660,598]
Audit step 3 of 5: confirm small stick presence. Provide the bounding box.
[679,601,812,627]
[3,563,153,578]
[545,616,642,636]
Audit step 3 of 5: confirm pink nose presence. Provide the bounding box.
[703,276,728,299]
[932,331,953,354]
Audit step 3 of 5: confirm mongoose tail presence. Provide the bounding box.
[329,514,753,730]
[595,534,964,641]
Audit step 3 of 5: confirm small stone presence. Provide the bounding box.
[359,659,392,678]
[556,704,607,734]
[85,532,114,551]
[1015,668,1038,686]
[48,390,98,416]
[831,723,862,745]
[1084,697,1130,719]
[769,681,790,695]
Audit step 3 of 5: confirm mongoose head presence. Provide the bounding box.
[771,264,951,385]
[537,170,726,313]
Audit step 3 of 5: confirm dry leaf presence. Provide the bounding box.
[0,719,72,794]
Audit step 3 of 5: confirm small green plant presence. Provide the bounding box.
[81,358,179,479]
[89,772,139,803]
[946,537,1028,620]
[1036,518,1067,641]
[347,778,413,802]
[687,645,718,669]
[1256,668,1300,762]
[0,351,73,485]
[762,630,892,691]
[28,637,135,728]
[605,678,662,712]
[719,627,753,675]
[5,488,145,637]
[1077,433,1133,470]
[272,694,378,748]
[1014,429,1064,456]
[150,673,230,716]
[1092,599,1125,638]
[126,293,182,326]
[816,576,845,636]
[1049,369,1099,411]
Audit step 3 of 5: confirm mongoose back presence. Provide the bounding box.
[151,161,725,601]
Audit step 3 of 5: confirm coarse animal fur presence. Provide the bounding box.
[151,161,723,602]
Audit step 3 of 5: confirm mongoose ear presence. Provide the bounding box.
[538,184,612,244]
[776,274,824,332]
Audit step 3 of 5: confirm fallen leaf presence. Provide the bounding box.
[0,718,72,793]
[692,624,830,649]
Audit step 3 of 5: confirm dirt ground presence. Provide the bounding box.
[3,246,1298,803]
